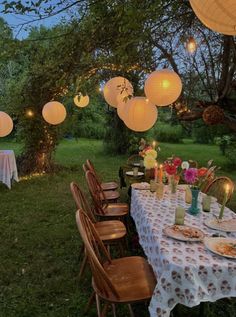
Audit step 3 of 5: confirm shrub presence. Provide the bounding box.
[152,123,183,143]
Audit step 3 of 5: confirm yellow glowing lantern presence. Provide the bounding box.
[74,94,90,108]
[116,90,132,121]
[42,101,66,125]
[144,69,182,106]
[103,76,133,108]
[190,0,236,35]
[186,36,197,54]
[0,111,13,137]
[124,97,158,132]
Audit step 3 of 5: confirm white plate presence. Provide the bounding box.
[200,193,217,203]
[204,237,236,259]
[131,182,150,190]
[126,171,144,177]
[163,225,205,242]
[205,218,236,233]
[132,162,140,167]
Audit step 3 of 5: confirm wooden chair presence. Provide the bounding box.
[127,154,142,166]
[83,163,120,203]
[86,159,118,191]
[204,176,235,204]
[70,182,127,280]
[85,170,129,219]
[76,209,156,317]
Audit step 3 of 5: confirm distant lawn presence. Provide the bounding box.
[0,138,235,317]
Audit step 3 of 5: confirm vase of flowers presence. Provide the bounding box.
[164,156,182,194]
[139,140,159,180]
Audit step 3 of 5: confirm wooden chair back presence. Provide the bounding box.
[204,176,235,204]
[76,209,119,300]
[86,159,101,183]
[188,160,198,168]
[85,170,107,215]
[82,163,89,174]
[127,154,142,165]
[70,182,96,222]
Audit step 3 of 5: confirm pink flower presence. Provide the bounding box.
[173,157,182,167]
[184,168,198,184]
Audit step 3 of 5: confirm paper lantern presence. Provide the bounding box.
[116,90,132,121]
[0,111,13,137]
[144,69,182,106]
[42,101,66,125]
[124,97,158,132]
[190,0,236,35]
[186,36,197,54]
[74,94,89,108]
[103,76,133,108]
[203,105,225,125]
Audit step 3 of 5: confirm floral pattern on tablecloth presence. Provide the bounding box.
[130,186,236,317]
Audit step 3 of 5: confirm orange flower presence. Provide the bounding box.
[198,167,208,177]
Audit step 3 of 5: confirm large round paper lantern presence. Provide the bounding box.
[124,97,158,132]
[117,99,129,121]
[74,94,89,108]
[144,69,182,106]
[190,0,236,35]
[103,77,133,108]
[42,101,66,125]
[0,111,13,137]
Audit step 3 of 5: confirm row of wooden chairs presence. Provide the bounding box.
[70,159,156,316]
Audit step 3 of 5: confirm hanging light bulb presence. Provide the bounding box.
[186,36,197,54]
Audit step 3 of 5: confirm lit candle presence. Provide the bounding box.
[152,141,156,149]
[154,162,158,182]
[159,164,163,183]
[219,184,230,219]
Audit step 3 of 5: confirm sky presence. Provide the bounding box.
[0,0,70,39]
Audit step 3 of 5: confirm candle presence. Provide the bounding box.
[154,162,158,182]
[152,141,156,149]
[219,184,230,219]
[159,164,163,183]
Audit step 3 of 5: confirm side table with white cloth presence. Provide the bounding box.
[130,186,236,317]
[0,150,19,189]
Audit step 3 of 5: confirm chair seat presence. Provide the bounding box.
[102,203,129,217]
[94,220,126,241]
[100,190,120,202]
[94,256,156,303]
[101,181,118,191]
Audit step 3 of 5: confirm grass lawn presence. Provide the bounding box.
[0,138,235,317]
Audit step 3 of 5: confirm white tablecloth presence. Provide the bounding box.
[130,186,236,317]
[0,150,19,189]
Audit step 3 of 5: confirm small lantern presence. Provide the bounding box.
[186,36,197,54]
[124,97,158,132]
[144,69,182,106]
[190,0,236,35]
[42,101,66,125]
[103,76,133,108]
[74,94,89,108]
[203,105,225,125]
[0,111,13,137]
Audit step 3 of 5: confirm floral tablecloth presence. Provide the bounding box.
[130,186,236,317]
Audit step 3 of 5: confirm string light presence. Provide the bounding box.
[186,37,197,54]
[26,109,34,117]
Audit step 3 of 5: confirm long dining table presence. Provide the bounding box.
[130,185,236,317]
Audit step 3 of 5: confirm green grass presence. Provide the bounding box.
[0,139,235,317]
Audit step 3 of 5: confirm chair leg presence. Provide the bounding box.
[118,241,124,257]
[96,294,102,317]
[78,253,88,280]
[128,304,135,317]
[83,291,95,315]
[112,304,117,317]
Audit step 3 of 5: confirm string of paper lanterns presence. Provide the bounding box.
[42,101,67,125]
[0,111,13,137]
[190,0,236,36]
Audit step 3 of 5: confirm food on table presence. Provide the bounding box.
[172,225,202,239]
[215,242,236,257]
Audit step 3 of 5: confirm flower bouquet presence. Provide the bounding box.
[139,139,159,179]
[164,156,182,193]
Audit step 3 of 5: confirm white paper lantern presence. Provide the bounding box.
[42,101,66,125]
[103,76,133,108]
[124,97,158,132]
[190,0,236,35]
[116,90,132,121]
[144,69,182,106]
[0,111,13,137]
[74,94,89,108]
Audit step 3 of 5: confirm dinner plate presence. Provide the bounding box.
[163,225,205,242]
[205,218,236,233]
[204,237,236,259]
[131,182,150,190]
[126,171,144,177]
[132,162,140,167]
